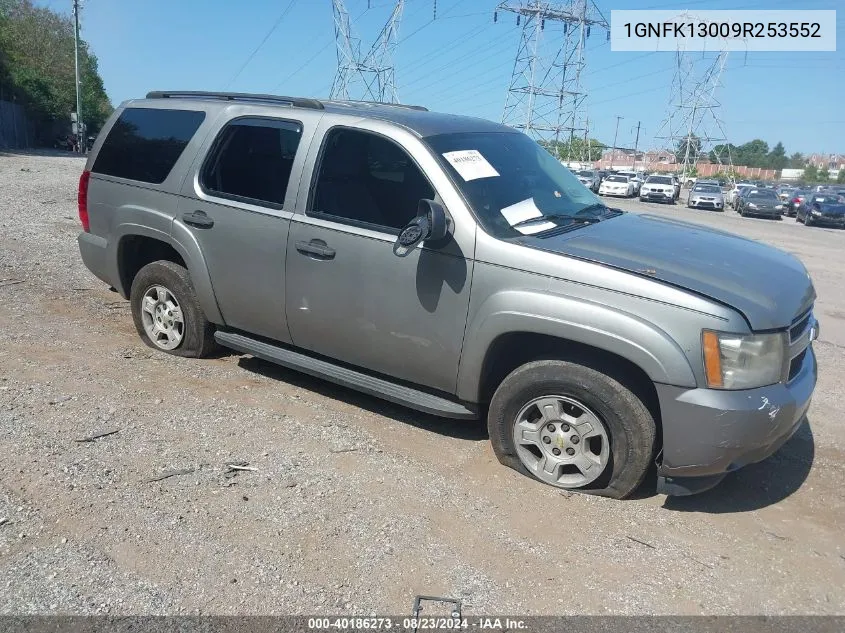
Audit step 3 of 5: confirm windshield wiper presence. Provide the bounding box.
[511,213,602,229]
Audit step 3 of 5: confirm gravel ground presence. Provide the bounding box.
[0,151,843,615]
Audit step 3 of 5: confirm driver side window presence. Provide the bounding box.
[310,128,435,232]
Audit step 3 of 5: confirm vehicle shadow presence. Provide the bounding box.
[661,418,815,513]
[235,355,489,443]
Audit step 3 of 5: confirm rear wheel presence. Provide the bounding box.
[488,360,656,499]
[130,260,217,358]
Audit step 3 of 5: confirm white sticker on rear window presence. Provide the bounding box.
[500,198,556,235]
[442,150,499,181]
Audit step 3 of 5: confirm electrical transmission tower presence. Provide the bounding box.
[654,32,733,177]
[496,0,608,161]
[330,0,405,103]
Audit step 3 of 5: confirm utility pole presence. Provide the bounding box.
[610,115,622,170]
[631,121,641,171]
[583,116,590,165]
[72,0,83,154]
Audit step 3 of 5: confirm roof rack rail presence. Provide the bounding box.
[328,99,428,112]
[145,91,325,110]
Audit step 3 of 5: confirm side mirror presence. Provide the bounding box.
[393,199,448,258]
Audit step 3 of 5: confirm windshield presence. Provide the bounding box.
[646,176,672,185]
[693,185,721,193]
[748,191,779,201]
[606,176,628,183]
[577,170,595,177]
[426,131,607,238]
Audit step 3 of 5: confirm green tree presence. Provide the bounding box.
[675,134,702,163]
[767,142,787,170]
[788,152,805,168]
[818,167,830,182]
[803,164,819,183]
[0,0,111,143]
[837,169,845,184]
[733,139,769,168]
[541,137,606,161]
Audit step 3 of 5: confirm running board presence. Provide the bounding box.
[214,331,478,420]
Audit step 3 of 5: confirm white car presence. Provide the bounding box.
[639,175,678,203]
[598,175,635,197]
[616,170,645,194]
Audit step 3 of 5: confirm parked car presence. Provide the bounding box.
[599,174,635,197]
[736,189,784,219]
[785,190,808,217]
[796,192,845,227]
[639,175,678,203]
[76,90,819,499]
[616,170,645,194]
[726,182,755,207]
[576,169,601,193]
[730,185,757,210]
[776,185,796,201]
[686,183,724,211]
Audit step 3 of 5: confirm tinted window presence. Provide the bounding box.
[647,176,672,184]
[201,118,301,207]
[311,128,434,231]
[606,176,628,183]
[92,107,205,184]
[694,185,721,193]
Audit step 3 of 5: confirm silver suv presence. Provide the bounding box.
[77,91,818,498]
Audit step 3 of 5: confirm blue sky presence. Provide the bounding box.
[42,0,843,155]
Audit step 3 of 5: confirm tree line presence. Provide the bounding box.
[0,0,111,144]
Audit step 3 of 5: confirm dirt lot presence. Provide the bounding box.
[1,152,843,615]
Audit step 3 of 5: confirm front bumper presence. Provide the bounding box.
[641,191,674,202]
[655,345,816,495]
[809,213,845,226]
[690,199,724,210]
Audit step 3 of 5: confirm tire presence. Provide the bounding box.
[488,360,656,500]
[804,214,812,226]
[639,197,646,203]
[130,260,217,358]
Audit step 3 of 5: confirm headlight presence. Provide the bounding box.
[747,203,758,209]
[811,209,822,216]
[702,330,787,390]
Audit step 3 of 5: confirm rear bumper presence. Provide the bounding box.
[655,346,816,494]
[78,231,113,287]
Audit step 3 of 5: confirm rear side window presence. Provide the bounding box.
[200,118,302,207]
[92,107,205,184]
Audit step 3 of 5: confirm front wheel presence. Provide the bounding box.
[488,360,656,499]
[130,260,217,358]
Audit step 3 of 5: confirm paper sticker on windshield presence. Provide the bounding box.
[442,150,499,181]
[500,198,556,235]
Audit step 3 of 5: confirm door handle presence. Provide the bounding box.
[182,210,214,229]
[295,239,336,260]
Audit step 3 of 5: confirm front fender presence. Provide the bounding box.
[456,290,697,402]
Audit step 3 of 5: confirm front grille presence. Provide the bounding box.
[789,312,811,343]
[789,349,807,381]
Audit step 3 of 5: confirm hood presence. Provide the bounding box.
[519,213,815,330]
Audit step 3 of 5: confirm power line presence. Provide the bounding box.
[224,0,298,90]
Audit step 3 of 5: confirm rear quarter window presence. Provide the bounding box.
[92,107,205,184]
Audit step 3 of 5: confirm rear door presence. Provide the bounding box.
[176,111,319,343]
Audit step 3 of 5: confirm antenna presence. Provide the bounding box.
[497,0,608,159]
[330,0,405,103]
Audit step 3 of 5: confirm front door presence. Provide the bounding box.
[175,115,311,342]
[285,126,474,394]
